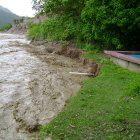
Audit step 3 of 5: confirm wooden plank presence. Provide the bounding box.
[69,72,94,76]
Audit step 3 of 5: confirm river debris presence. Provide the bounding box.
[69,72,95,76]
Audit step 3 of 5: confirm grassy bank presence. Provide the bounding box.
[0,24,12,31]
[39,54,140,140]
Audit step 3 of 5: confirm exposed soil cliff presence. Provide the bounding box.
[7,15,46,34]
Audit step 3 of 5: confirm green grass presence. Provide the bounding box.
[39,54,140,140]
[0,23,12,31]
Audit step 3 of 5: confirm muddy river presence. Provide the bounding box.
[0,33,87,140]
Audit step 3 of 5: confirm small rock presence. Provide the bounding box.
[81,98,86,101]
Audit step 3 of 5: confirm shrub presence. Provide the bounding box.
[126,79,140,98]
[13,19,20,25]
[28,15,83,41]
[31,0,140,50]
[27,21,35,28]
[0,24,12,31]
[28,24,42,39]
[81,0,140,50]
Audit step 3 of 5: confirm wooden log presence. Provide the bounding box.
[69,72,94,76]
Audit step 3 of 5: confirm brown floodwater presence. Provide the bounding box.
[0,33,87,139]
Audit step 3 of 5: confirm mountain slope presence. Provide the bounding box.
[0,5,20,27]
[0,5,12,13]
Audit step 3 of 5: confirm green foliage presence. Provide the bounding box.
[126,79,140,98]
[0,24,12,31]
[32,0,45,14]
[13,19,20,25]
[28,24,44,39]
[75,42,100,54]
[32,0,140,50]
[40,125,52,139]
[19,17,24,23]
[83,44,100,53]
[43,0,85,16]
[60,41,69,47]
[81,0,140,50]
[13,17,25,25]
[28,15,83,41]
[26,21,35,28]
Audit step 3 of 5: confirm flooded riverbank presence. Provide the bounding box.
[0,33,87,139]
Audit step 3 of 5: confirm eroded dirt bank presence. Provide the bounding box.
[0,33,88,139]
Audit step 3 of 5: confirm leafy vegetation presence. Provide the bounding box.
[126,79,140,98]
[81,0,140,50]
[0,23,12,31]
[38,54,140,140]
[13,17,25,25]
[30,0,140,50]
[28,23,44,39]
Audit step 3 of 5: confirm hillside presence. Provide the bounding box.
[0,5,20,27]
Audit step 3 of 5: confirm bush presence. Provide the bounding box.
[27,21,36,28]
[28,15,83,41]
[31,0,140,50]
[0,24,12,31]
[28,24,42,39]
[126,79,140,98]
[13,19,20,25]
[81,0,140,50]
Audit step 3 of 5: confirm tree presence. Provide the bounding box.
[31,0,140,50]
[32,0,45,14]
[13,19,20,25]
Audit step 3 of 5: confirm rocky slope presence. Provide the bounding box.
[8,15,46,34]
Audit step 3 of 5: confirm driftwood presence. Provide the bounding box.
[59,47,102,76]
[69,72,94,76]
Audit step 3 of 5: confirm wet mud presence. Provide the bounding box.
[0,33,88,139]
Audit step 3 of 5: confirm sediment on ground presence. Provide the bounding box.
[0,33,102,139]
[0,33,90,139]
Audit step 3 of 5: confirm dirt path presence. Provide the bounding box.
[0,33,88,140]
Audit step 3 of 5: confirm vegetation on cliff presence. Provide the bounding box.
[30,0,140,50]
[0,23,12,31]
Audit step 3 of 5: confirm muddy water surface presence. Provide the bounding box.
[0,33,87,139]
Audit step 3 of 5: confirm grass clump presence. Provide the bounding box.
[126,79,140,98]
[0,23,12,31]
[39,54,140,140]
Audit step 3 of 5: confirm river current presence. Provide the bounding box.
[0,33,87,139]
